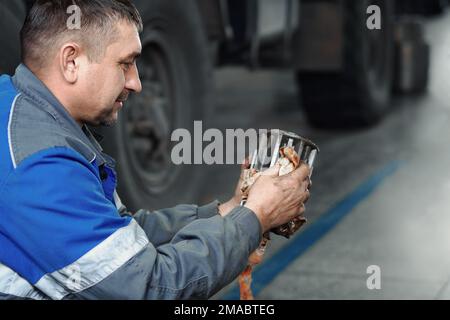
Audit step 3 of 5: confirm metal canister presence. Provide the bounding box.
[247,129,320,238]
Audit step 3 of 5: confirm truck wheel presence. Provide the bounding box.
[100,0,212,211]
[297,0,394,128]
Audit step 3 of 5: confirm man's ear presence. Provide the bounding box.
[59,43,82,84]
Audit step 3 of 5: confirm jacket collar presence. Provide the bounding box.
[11,63,110,167]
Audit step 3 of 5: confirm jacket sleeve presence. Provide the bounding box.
[0,147,261,300]
[119,197,222,247]
[70,206,261,300]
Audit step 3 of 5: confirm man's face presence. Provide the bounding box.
[77,20,142,127]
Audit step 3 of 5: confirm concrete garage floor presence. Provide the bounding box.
[197,10,450,300]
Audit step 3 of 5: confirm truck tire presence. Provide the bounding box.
[0,0,26,74]
[100,0,212,211]
[297,0,394,128]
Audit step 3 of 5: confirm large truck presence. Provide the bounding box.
[0,0,438,210]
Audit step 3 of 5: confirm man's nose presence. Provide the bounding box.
[126,64,142,93]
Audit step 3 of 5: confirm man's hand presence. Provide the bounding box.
[244,162,310,234]
[218,158,251,216]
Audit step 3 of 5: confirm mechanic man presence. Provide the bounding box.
[0,0,311,299]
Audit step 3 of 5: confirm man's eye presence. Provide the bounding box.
[121,63,132,71]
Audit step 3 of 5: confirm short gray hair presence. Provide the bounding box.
[21,0,143,69]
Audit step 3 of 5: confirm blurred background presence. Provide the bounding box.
[2,0,450,299]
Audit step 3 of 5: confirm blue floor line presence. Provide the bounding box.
[221,160,403,300]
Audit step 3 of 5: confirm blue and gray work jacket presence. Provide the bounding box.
[0,64,262,300]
